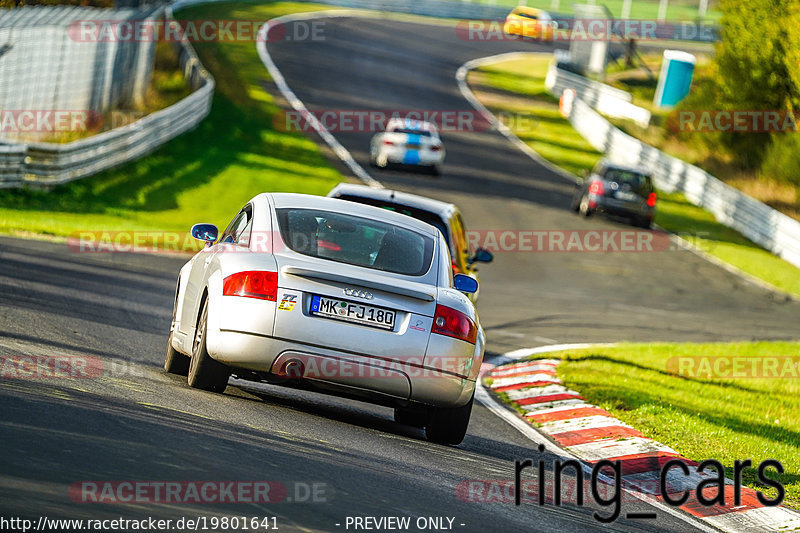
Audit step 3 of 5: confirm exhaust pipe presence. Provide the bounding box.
[282,359,305,379]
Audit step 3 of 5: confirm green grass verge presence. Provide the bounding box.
[0,2,345,247]
[536,342,799,509]
[470,55,601,176]
[468,55,800,297]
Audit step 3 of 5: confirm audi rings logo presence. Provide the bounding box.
[344,288,373,300]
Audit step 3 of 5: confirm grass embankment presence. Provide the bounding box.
[467,55,800,297]
[512,342,800,509]
[0,2,345,245]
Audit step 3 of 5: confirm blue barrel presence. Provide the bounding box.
[654,50,696,108]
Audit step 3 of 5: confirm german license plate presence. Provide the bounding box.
[615,191,637,201]
[310,295,396,330]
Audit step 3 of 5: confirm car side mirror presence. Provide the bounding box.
[191,223,218,244]
[454,274,478,294]
[470,248,494,264]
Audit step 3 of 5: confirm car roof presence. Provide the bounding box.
[598,159,652,176]
[386,117,438,132]
[327,183,458,220]
[510,6,546,16]
[256,192,440,236]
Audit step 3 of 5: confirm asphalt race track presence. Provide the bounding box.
[1,14,799,533]
[267,17,800,348]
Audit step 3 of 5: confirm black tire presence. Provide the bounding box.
[425,395,474,445]
[164,297,189,375]
[187,298,231,393]
[394,405,429,428]
[428,165,441,177]
[633,216,652,229]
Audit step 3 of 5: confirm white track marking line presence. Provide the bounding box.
[256,10,383,189]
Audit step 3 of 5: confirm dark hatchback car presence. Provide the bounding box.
[571,160,657,228]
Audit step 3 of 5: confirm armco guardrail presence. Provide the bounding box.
[545,61,651,127]
[0,8,214,189]
[546,60,632,106]
[0,144,26,186]
[556,84,800,269]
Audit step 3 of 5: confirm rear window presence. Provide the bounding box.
[604,169,652,190]
[276,208,434,276]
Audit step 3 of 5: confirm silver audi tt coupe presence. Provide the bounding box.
[165,193,485,445]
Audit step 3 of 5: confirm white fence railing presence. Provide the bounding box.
[545,62,651,126]
[552,73,800,269]
[0,6,214,189]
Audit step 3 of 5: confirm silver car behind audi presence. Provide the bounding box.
[164,193,485,445]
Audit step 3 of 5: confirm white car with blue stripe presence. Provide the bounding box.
[370,118,445,175]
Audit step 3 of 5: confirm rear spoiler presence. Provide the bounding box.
[281,266,435,302]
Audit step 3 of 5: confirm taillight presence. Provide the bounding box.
[647,192,657,207]
[222,271,278,301]
[432,304,477,344]
[588,180,604,195]
[430,144,442,152]
[382,139,396,146]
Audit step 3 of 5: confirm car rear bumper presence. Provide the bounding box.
[594,197,653,219]
[375,146,443,166]
[208,329,475,408]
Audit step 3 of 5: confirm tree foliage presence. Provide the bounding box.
[713,0,800,167]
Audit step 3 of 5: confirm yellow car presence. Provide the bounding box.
[503,6,555,41]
